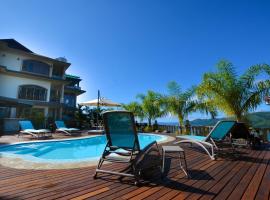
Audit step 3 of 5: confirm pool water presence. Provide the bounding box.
[0,133,167,163]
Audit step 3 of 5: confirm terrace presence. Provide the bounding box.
[0,132,269,200]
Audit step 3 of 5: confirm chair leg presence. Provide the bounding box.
[183,152,190,178]
[93,158,104,179]
[179,152,189,178]
[162,150,165,173]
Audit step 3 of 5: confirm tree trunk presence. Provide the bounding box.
[148,118,152,126]
[178,115,184,127]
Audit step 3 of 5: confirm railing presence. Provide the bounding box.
[138,123,270,142]
[65,85,81,90]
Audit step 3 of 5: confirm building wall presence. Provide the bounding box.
[0,50,53,72]
[0,74,51,101]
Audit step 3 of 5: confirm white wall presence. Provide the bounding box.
[0,50,53,73]
[0,74,51,101]
[0,51,22,71]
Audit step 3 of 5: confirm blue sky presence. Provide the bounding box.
[1,0,270,122]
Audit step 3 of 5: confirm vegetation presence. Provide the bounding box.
[136,90,166,126]
[162,81,197,126]
[123,60,270,126]
[197,60,270,121]
[122,102,144,121]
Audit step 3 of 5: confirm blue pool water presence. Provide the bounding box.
[0,133,167,163]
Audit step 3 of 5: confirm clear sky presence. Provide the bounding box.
[1,0,269,122]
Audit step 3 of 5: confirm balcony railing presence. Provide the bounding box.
[138,123,270,142]
[65,85,81,90]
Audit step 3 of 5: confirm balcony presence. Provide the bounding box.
[65,85,81,90]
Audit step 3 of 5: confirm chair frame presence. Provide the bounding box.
[93,111,160,185]
[55,121,80,136]
[18,121,51,139]
[175,120,236,160]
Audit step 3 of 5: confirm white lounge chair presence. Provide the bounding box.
[19,120,51,139]
[55,121,80,135]
[175,120,236,160]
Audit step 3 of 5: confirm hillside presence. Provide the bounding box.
[190,112,270,128]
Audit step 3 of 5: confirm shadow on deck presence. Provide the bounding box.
[0,142,269,200]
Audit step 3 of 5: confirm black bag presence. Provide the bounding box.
[134,142,162,179]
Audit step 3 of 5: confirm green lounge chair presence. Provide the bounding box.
[19,120,51,139]
[93,111,161,185]
[175,120,236,160]
[55,120,80,135]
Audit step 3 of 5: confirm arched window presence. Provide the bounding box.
[22,60,50,76]
[18,85,47,101]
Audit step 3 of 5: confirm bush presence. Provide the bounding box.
[144,126,153,132]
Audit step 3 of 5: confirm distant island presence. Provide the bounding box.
[159,112,270,128]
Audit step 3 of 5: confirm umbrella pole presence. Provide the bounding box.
[97,90,100,128]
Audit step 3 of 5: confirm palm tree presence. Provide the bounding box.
[194,100,218,119]
[136,90,166,126]
[197,60,270,121]
[122,101,144,121]
[163,81,197,126]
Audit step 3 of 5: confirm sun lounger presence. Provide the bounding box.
[55,121,80,135]
[175,120,236,160]
[18,120,51,139]
[93,111,161,185]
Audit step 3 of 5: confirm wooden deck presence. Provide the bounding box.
[0,142,269,200]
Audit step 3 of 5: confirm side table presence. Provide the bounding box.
[162,145,189,177]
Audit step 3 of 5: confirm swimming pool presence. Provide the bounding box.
[0,133,168,163]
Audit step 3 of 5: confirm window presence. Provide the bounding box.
[18,85,47,101]
[64,94,76,107]
[50,85,62,102]
[22,60,50,76]
[0,107,10,118]
[52,67,63,78]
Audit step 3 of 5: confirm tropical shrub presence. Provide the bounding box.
[136,90,166,126]
[162,81,197,127]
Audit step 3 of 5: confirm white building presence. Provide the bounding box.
[0,39,85,132]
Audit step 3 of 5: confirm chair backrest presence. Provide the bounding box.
[55,121,67,129]
[19,120,34,130]
[102,111,140,151]
[207,120,236,141]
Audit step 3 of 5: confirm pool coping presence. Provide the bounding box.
[0,133,175,170]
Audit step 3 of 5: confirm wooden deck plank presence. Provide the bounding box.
[87,150,203,200]
[165,157,232,200]
[255,158,270,200]
[23,165,126,200]
[214,151,261,200]
[241,147,270,200]
[0,143,269,200]
[173,157,239,200]
[198,149,265,200]
[142,157,219,200]
[175,148,260,200]
[226,149,268,200]
[119,150,204,200]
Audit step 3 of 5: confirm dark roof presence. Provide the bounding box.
[0,39,33,53]
[0,39,70,66]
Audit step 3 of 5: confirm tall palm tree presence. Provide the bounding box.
[163,81,197,126]
[197,60,270,121]
[122,101,144,121]
[136,90,166,126]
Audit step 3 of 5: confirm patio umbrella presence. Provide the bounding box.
[80,98,121,107]
[79,90,121,129]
